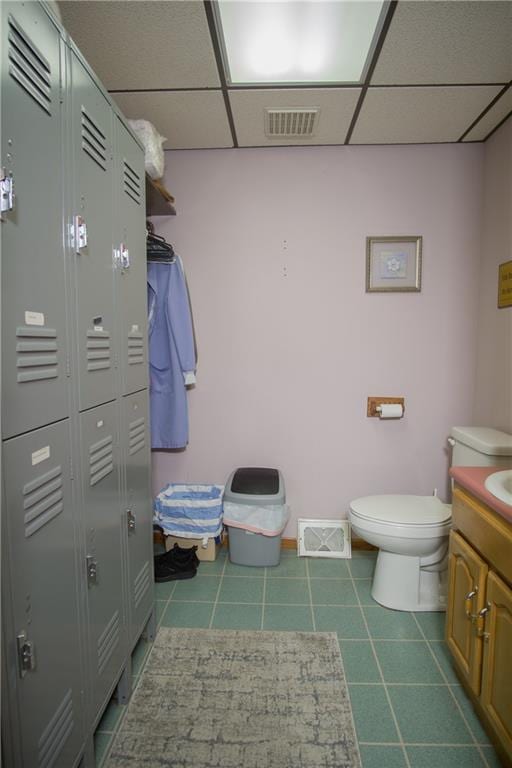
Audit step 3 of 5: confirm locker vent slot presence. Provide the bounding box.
[16,327,59,383]
[89,435,114,486]
[8,15,52,116]
[123,160,142,205]
[128,417,146,456]
[86,328,111,372]
[128,329,145,366]
[81,108,107,171]
[134,561,151,609]
[23,465,63,538]
[37,688,73,768]
[98,611,120,676]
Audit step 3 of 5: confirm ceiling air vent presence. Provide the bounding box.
[265,108,319,138]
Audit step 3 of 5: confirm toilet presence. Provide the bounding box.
[349,427,512,612]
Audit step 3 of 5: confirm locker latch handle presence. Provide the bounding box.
[120,243,130,270]
[127,509,136,534]
[0,169,15,216]
[86,555,98,587]
[16,631,36,678]
[72,215,88,253]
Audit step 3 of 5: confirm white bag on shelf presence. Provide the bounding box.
[127,119,167,180]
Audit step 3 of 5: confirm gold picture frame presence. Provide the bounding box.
[498,260,512,309]
[366,236,422,293]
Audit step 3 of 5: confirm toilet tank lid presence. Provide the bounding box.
[451,427,512,456]
[350,495,451,525]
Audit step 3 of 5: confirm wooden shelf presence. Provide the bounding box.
[145,175,176,216]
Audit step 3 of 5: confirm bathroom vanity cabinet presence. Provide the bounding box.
[446,484,512,766]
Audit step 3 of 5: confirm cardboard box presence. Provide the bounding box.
[164,534,223,562]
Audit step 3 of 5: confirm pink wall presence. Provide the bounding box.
[474,119,512,432]
[152,143,484,536]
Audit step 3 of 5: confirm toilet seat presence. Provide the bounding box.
[350,494,451,527]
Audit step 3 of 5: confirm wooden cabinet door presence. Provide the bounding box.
[481,571,512,757]
[446,531,488,695]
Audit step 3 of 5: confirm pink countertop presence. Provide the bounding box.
[450,466,512,523]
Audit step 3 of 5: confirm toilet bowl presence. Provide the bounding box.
[349,495,451,612]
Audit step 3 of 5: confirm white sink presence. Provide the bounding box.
[484,470,512,506]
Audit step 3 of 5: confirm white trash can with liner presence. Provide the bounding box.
[223,468,288,566]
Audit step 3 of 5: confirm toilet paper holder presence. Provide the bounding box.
[367,396,405,418]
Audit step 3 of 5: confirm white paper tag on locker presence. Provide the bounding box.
[96,420,104,428]
[94,325,103,332]
[32,446,50,465]
[25,311,45,326]
[131,324,139,333]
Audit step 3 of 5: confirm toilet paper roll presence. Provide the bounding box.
[378,403,403,419]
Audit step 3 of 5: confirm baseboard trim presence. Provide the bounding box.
[154,530,376,552]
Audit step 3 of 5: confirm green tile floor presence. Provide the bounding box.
[95,549,505,768]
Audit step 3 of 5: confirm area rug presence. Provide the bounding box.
[106,628,361,768]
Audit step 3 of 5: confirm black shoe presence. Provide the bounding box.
[155,543,200,570]
[154,557,197,582]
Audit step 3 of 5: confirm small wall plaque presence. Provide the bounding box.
[366,236,422,293]
[498,260,512,309]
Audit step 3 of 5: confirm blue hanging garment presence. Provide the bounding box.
[147,258,196,449]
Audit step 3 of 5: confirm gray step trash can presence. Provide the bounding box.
[223,467,287,567]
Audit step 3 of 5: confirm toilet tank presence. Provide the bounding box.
[450,427,512,468]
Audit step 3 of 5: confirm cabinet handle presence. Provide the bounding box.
[475,602,491,640]
[464,588,478,618]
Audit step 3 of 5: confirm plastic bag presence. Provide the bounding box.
[223,502,289,537]
[127,119,167,180]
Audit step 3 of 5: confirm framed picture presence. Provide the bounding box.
[366,236,422,293]
[498,260,512,309]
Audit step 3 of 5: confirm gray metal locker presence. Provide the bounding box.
[2,6,155,763]
[79,401,126,721]
[121,390,154,647]
[114,116,148,396]
[69,49,116,412]
[1,2,69,439]
[2,419,85,767]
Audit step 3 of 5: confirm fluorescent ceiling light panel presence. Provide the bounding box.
[216,1,386,85]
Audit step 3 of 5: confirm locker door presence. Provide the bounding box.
[122,390,153,646]
[114,117,148,396]
[79,401,126,717]
[70,52,116,412]
[1,3,69,439]
[3,420,84,767]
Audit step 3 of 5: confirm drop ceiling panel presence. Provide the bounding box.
[351,86,503,145]
[372,1,512,85]
[58,1,220,90]
[112,91,233,150]
[229,89,361,147]
[463,90,512,142]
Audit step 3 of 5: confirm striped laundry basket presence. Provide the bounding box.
[153,484,224,540]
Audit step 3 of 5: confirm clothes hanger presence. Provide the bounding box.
[146,221,176,263]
